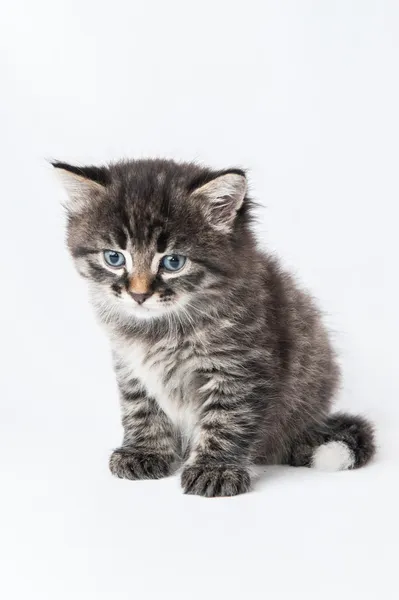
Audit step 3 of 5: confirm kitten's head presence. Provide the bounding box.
[53,159,254,324]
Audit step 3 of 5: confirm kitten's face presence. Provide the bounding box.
[54,159,250,324]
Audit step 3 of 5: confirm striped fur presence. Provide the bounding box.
[54,158,376,497]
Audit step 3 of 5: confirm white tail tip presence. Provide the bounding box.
[312,441,355,471]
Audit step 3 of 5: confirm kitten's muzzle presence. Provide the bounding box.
[129,291,153,305]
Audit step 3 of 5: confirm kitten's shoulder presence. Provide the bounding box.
[256,249,318,313]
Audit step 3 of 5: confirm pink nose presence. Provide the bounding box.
[130,292,152,305]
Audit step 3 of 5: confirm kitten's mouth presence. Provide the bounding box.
[133,299,173,309]
[128,298,176,319]
[112,289,182,321]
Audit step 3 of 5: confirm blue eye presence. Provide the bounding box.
[161,255,186,272]
[103,250,126,268]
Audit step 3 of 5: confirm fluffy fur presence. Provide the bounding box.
[53,158,376,497]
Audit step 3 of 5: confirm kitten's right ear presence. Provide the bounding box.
[51,161,109,213]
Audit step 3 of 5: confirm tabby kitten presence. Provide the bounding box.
[53,158,375,497]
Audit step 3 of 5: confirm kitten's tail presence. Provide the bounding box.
[288,413,376,471]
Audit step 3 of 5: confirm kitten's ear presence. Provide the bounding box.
[51,161,109,212]
[190,171,247,232]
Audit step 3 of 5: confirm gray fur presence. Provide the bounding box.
[54,158,376,497]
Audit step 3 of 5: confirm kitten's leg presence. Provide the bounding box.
[109,379,177,480]
[286,413,376,471]
[181,385,261,497]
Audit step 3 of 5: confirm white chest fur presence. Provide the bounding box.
[114,339,198,436]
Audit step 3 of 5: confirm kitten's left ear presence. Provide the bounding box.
[190,171,247,232]
[51,161,109,213]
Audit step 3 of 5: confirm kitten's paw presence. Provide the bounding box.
[109,448,173,480]
[181,464,251,497]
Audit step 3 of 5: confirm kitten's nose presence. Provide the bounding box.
[130,292,152,305]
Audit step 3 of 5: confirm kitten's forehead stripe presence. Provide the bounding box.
[156,231,169,253]
[114,227,128,250]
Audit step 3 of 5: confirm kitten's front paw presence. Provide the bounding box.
[181,464,251,497]
[109,448,173,480]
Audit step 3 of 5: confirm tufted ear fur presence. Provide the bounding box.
[51,161,109,213]
[190,171,247,232]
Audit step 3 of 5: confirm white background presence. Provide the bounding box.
[1,1,398,598]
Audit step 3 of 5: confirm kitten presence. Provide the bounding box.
[53,158,375,497]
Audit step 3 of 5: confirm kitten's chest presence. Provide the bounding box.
[116,339,198,429]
